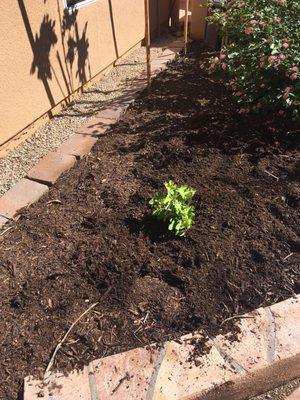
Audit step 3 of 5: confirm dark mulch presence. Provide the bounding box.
[0,43,299,400]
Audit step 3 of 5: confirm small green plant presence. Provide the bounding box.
[149,181,196,237]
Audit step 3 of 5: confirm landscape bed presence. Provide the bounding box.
[0,43,299,400]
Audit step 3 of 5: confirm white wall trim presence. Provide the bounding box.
[63,0,98,11]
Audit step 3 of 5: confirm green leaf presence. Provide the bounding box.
[149,181,197,237]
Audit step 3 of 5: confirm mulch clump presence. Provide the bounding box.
[0,43,299,400]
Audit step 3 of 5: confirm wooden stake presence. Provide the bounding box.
[157,0,161,37]
[144,0,151,94]
[184,0,189,55]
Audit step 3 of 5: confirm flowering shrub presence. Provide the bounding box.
[208,0,300,116]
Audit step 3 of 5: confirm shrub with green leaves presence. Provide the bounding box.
[207,0,300,116]
[149,181,196,237]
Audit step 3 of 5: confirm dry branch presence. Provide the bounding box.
[44,302,99,379]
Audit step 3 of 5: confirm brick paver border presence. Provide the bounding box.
[24,296,300,400]
[0,179,49,221]
[0,41,182,231]
[287,386,300,400]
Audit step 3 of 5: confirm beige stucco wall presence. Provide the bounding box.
[0,0,170,147]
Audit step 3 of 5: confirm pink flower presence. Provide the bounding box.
[283,87,291,100]
[278,53,286,61]
[219,53,227,61]
[245,27,254,35]
[268,56,276,64]
[221,63,227,71]
[291,66,299,73]
[260,62,265,68]
[259,21,266,27]
[282,42,289,49]
[290,73,298,81]
[250,19,258,25]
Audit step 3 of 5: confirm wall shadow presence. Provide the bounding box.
[18,0,57,109]
[17,0,91,110]
[108,0,119,59]
[60,4,91,91]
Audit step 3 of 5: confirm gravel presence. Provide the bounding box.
[251,378,300,400]
[0,34,176,196]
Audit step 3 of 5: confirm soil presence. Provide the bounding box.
[0,43,299,400]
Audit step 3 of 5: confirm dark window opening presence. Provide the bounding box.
[67,0,86,7]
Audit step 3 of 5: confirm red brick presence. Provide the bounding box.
[24,296,300,400]
[58,133,98,158]
[93,346,160,399]
[149,334,236,400]
[96,106,125,122]
[130,76,148,92]
[112,92,136,108]
[287,386,300,400]
[24,368,91,400]
[76,117,112,136]
[0,178,48,219]
[27,151,76,186]
[270,297,300,361]
[213,307,270,372]
[151,58,168,73]
[159,48,176,61]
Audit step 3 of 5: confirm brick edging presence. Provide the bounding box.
[24,295,300,399]
[0,41,183,231]
[287,386,300,400]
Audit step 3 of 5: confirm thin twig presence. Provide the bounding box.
[46,199,62,206]
[134,325,143,335]
[264,170,279,181]
[283,252,294,261]
[133,331,143,344]
[44,302,98,378]
[221,315,255,325]
[0,214,14,222]
[143,312,149,324]
[111,372,131,395]
[0,227,12,236]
